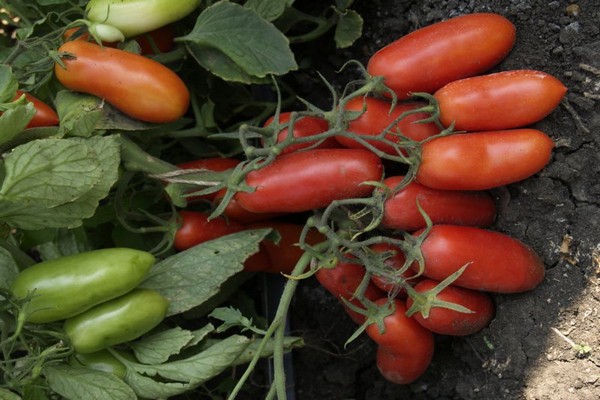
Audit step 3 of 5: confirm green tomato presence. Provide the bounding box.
[64,288,169,354]
[70,349,131,379]
[10,248,155,323]
[86,0,201,38]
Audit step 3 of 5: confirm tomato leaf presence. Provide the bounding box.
[244,0,288,21]
[179,1,297,81]
[0,388,21,400]
[0,247,19,290]
[55,91,103,138]
[334,8,363,48]
[0,65,18,103]
[0,104,36,146]
[141,229,271,316]
[44,364,137,400]
[129,327,197,365]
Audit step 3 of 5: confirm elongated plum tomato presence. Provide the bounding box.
[416,129,554,190]
[406,278,495,336]
[213,188,282,224]
[174,211,244,251]
[264,112,337,154]
[435,70,567,131]
[367,13,516,99]
[368,242,421,298]
[413,225,545,293]
[234,148,384,213]
[381,176,496,231]
[315,259,386,324]
[14,91,59,128]
[86,0,201,38]
[335,97,440,155]
[55,40,189,123]
[177,157,240,202]
[366,299,434,384]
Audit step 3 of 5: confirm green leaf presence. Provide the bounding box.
[129,327,196,365]
[180,1,297,81]
[44,365,136,400]
[33,227,93,261]
[0,103,36,147]
[244,0,288,21]
[209,306,255,333]
[141,229,271,316]
[55,91,103,138]
[334,9,363,48]
[0,247,19,289]
[0,388,21,400]
[0,64,18,103]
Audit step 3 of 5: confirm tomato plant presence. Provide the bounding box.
[335,96,440,154]
[64,288,169,354]
[435,70,568,131]
[416,129,555,190]
[55,40,189,123]
[367,13,516,99]
[406,278,495,336]
[413,225,546,293]
[10,248,155,323]
[366,299,435,384]
[381,176,497,231]
[264,112,337,154]
[235,149,384,213]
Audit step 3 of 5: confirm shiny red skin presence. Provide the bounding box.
[316,259,386,324]
[367,13,516,99]
[235,149,384,213]
[178,157,240,202]
[246,221,325,275]
[14,91,59,128]
[381,176,497,231]
[406,278,495,336]
[368,243,420,298]
[335,97,440,154]
[416,129,554,190]
[366,299,435,384]
[435,70,567,131]
[213,189,281,224]
[173,210,243,251]
[413,225,545,293]
[264,112,337,154]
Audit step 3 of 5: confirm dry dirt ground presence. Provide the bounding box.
[289,1,600,399]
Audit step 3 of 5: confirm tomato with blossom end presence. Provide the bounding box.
[413,225,545,293]
[367,13,516,99]
[264,112,337,154]
[435,70,567,131]
[416,129,554,190]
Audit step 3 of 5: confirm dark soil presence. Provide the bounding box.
[289,1,600,399]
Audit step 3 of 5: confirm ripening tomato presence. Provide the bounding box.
[366,299,434,384]
[173,210,244,251]
[413,225,545,293]
[406,278,495,336]
[335,97,440,155]
[316,259,386,324]
[435,70,567,131]
[368,243,421,298]
[14,91,59,128]
[263,112,337,154]
[178,158,240,202]
[245,221,325,274]
[368,13,516,99]
[416,129,554,190]
[213,189,282,224]
[55,40,189,123]
[235,149,384,213]
[381,176,496,231]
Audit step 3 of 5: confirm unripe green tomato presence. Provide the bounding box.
[88,23,125,42]
[10,248,155,323]
[64,289,169,354]
[70,349,131,379]
[86,0,201,38]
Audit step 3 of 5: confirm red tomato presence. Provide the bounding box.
[412,225,545,293]
[178,158,240,202]
[243,245,273,273]
[366,299,434,384]
[134,25,175,54]
[246,221,325,274]
[213,189,281,224]
[435,70,567,131]
[264,112,337,154]
[406,278,495,336]
[367,13,515,99]
[368,243,421,298]
[315,259,386,324]
[13,91,59,128]
[416,129,554,190]
[173,210,243,251]
[55,40,189,123]
[335,97,440,155]
[381,176,497,231]
[234,149,384,213]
